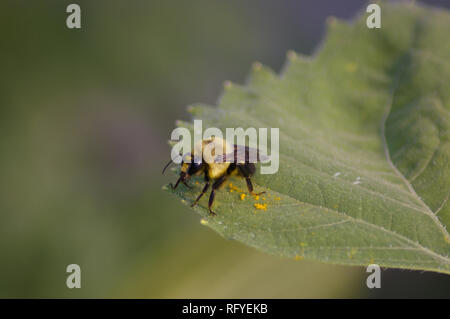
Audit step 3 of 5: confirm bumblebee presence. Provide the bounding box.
[163,137,267,216]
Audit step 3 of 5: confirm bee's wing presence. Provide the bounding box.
[214,145,270,163]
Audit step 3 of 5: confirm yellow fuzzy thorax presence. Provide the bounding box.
[193,137,232,179]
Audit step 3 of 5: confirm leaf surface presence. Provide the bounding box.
[166,3,450,273]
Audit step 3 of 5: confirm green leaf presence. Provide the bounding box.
[165,2,450,274]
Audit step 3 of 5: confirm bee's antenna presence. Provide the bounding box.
[162,159,174,174]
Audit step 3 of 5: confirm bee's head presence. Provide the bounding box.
[181,154,203,176]
[180,161,190,174]
[163,153,203,190]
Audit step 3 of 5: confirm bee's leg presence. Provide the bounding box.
[245,177,265,196]
[191,174,210,207]
[183,180,193,189]
[238,164,265,196]
[208,175,227,216]
[169,176,183,190]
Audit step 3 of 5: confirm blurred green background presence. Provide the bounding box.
[1,0,449,298]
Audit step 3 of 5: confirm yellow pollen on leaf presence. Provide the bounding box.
[228,182,244,193]
[254,203,267,211]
